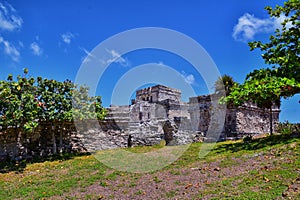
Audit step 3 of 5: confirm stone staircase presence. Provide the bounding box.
[105,106,131,130]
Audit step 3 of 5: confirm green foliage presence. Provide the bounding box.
[242,135,253,143]
[248,0,300,94]
[223,70,300,134]
[225,73,300,107]
[224,0,300,133]
[72,85,107,121]
[214,74,238,96]
[0,69,39,132]
[227,0,300,107]
[276,121,300,134]
[0,69,106,154]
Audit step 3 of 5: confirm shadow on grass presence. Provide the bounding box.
[0,152,91,174]
[212,133,300,155]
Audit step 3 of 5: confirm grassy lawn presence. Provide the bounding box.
[0,133,299,199]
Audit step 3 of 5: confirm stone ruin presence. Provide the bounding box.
[79,84,280,151]
[0,85,281,159]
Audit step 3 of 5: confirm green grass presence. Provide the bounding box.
[0,154,108,199]
[125,139,166,153]
[0,133,299,199]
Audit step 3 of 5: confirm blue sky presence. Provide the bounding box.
[0,0,299,123]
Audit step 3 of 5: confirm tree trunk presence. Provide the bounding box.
[24,132,28,158]
[16,127,22,158]
[269,107,273,135]
[52,123,57,154]
[59,123,63,154]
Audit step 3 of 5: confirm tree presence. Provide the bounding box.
[36,77,106,154]
[71,85,107,121]
[225,72,299,134]
[0,69,107,157]
[0,69,39,156]
[214,74,237,96]
[36,78,67,154]
[224,0,300,135]
[248,0,300,94]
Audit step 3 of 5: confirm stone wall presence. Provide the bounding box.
[0,122,81,160]
[0,120,131,160]
[235,104,280,135]
[189,95,212,133]
[136,85,181,103]
[188,95,280,138]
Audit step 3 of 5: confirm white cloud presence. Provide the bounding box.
[18,41,24,48]
[0,2,23,31]
[30,42,42,56]
[0,36,20,61]
[157,61,164,66]
[82,47,94,58]
[105,49,130,67]
[274,14,293,30]
[80,48,130,66]
[61,32,74,44]
[80,47,95,63]
[181,71,195,85]
[233,13,276,42]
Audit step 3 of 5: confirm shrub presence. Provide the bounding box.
[276,121,300,135]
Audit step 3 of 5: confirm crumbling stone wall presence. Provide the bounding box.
[235,104,280,135]
[136,85,181,103]
[0,122,82,160]
[188,95,280,138]
[0,120,131,160]
[189,95,212,133]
